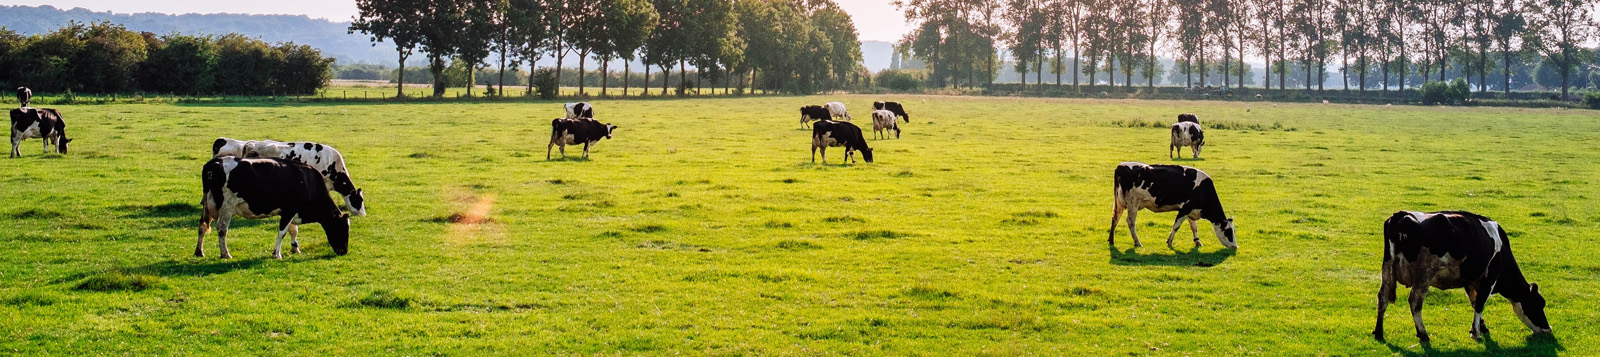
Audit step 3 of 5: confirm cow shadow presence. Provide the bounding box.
[1168,157,1207,162]
[1382,332,1561,356]
[127,258,270,277]
[1108,245,1235,267]
[543,156,592,163]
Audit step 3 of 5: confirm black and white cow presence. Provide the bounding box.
[825,102,852,121]
[213,138,366,216]
[10,107,70,158]
[16,87,30,108]
[1170,121,1204,159]
[873,101,911,123]
[800,105,831,128]
[871,109,900,139]
[811,120,873,164]
[197,157,351,259]
[564,102,594,119]
[1177,113,1199,123]
[1374,211,1552,342]
[1109,162,1236,249]
[548,118,617,159]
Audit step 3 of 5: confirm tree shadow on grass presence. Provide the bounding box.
[1108,245,1235,267]
[1382,332,1561,356]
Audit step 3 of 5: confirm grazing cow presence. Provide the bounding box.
[16,87,30,108]
[197,157,351,259]
[548,118,617,159]
[871,109,900,139]
[811,120,873,164]
[1374,211,1552,342]
[1177,113,1199,123]
[799,105,831,128]
[1108,162,1236,249]
[873,101,911,123]
[241,140,367,216]
[212,138,367,216]
[564,102,594,119]
[825,102,852,121]
[1170,121,1205,159]
[9,107,70,158]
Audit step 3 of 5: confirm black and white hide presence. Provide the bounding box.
[1108,162,1236,249]
[198,157,351,259]
[825,102,852,121]
[9,107,70,158]
[1177,113,1199,123]
[1374,211,1552,342]
[873,101,911,123]
[16,87,31,108]
[871,109,900,139]
[564,102,595,119]
[811,120,873,164]
[548,118,617,159]
[213,138,367,216]
[799,105,831,128]
[1170,121,1204,159]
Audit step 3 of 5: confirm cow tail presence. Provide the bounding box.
[201,159,228,218]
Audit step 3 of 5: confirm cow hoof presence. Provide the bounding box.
[220,253,233,259]
[292,247,302,254]
[1373,331,1385,342]
[194,251,204,257]
[1133,243,1143,248]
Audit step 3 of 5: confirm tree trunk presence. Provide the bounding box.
[643,63,651,96]
[397,50,407,98]
[577,53,587,96]
[624,60,631,97]
[679,59,687,96]
[1502,51,1512,95]
[430,55,446,98]
[601,60,610,97]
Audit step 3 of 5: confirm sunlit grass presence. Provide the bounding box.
[0,95,1593,354]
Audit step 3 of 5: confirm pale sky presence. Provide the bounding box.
[0,0,913,42]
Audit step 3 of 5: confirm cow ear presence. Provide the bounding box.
[1530,283,1539,293]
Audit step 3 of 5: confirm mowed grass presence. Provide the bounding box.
[2,95,1596,355]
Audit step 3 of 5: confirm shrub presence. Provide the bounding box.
[1420,81,1449,105]
[533,68,559,100]
[875,69,925,91]
[1584,92,1600,109]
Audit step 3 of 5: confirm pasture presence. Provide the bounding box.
[2,95,1596,354]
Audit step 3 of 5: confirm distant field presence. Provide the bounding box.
[1,95,1595,354]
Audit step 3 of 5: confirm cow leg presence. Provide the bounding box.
[546,141,553,160]
[1190,219,1202,247]
[1374,258,1398,341]
[272,214,296,259]
[1468,282,1492,340]
[1125,208,1143,247]
[1107,204,1124,245]
[195,213,212,257]
[216,218,233,259]
[1408,273,1434,341]
[1166,215,1186,249]
[288,224,301,254]
[9,134,17,158]
[1192,145,1201,159]
[1170,144,1176,159]
[811,146,817,163]
[583,142,591,158]
[42,136,49,155]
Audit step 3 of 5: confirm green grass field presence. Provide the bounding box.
[2,95,1595,354]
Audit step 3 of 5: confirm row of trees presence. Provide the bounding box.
[351,0,865,98]
[0,21,333,95]
[900,0,1599,99]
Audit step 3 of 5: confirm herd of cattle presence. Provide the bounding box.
[6,86,1553,342]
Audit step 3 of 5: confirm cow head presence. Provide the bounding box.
[859,148,874,163]
[1213,217,1237,249]
[57,138,72,154]
[324,213,351,255]
[347,188,367,216]
[1514,283,1553,334]
[605,124,618,139]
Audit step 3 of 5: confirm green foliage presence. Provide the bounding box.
[875,70,925,91]
[1421,79,1473,105]
[1584,92,1600,109]
[533,68,559,99]
[0,21,332,95]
